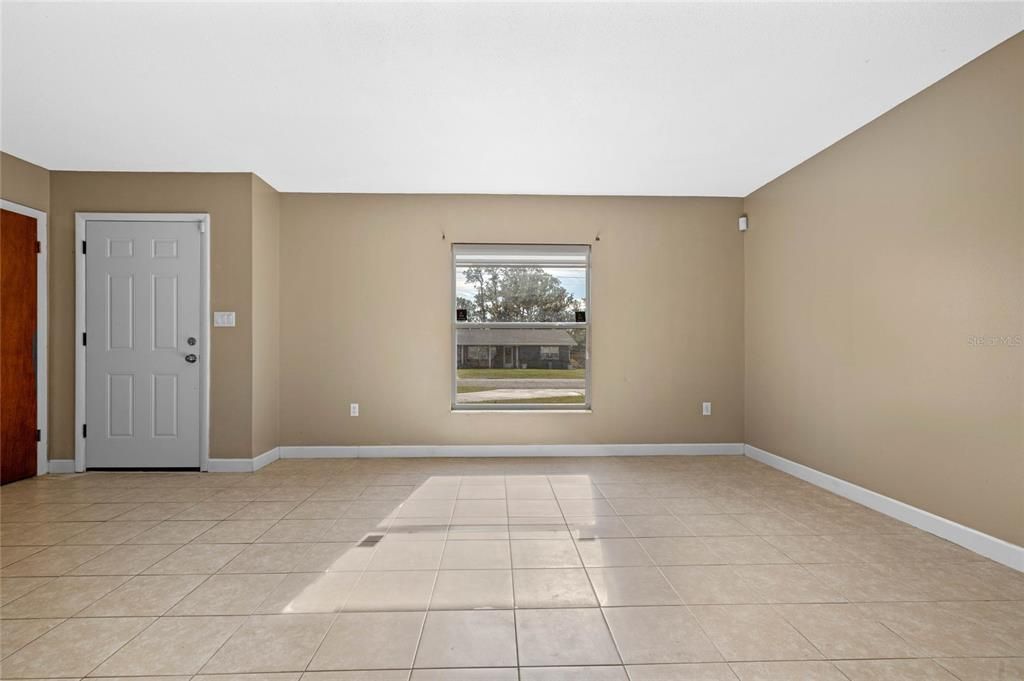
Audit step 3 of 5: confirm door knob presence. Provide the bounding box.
[187,336,197,346]
[185,354,198,364]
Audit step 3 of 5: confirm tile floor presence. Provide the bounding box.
[1,455,1022,681]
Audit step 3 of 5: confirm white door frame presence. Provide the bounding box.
[75,213,211,472]
[1,200,48,476]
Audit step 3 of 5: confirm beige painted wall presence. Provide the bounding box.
[48,172,257,460]
[1,152,50,212]
[251,176,281,457]
[279,194,745,446]
[743,34,1024,545]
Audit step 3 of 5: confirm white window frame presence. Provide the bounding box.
[451,244,591,411]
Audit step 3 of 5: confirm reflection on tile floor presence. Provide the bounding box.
[1,455,1022,680]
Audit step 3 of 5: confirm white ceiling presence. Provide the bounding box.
[2,2,1021,196]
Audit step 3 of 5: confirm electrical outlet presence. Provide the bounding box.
[702,402,712,416]
[350,403,359,417]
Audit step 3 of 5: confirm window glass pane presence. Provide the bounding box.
[456,327,587,406]
[455,265,586,323]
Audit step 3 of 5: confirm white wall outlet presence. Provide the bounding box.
[702,402,712,416]
[213,311,236,327]
[350,403,359,417]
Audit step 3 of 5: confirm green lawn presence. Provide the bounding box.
[456,386,494,394]
[457,368,585,380]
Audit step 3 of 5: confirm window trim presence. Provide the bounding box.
[451,243,591,411]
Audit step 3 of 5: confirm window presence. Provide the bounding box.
[453,244,590,410]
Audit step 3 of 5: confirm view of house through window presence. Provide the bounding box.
[453,244,590,409]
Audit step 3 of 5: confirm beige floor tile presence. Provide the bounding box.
[289,543,360,572]
[516,608,619,666]
[198,674,300,681]
[626,663,738,680]
[143,543,245,574]
[127,520,216,544]
[221,543,315,574]
[729,661,847,680]
[0,545,45,568]
[69,544,178,576]
[606,498,669,516]
[638,538,720,566]
[305,673,406,681]
[701,537,792,565]
[395,499,455,518]
[676,515,752,537]
[0,616,154,678]
[258,519,333,543]
[80,574,206,616]
[661,566,763,605]
[576,538,652,567]
[203,614,335,673]
[59,521,158,545]
[761,535,861,563]
[415,610,517,668]
[689,605,820,662]
[230,502,301,520]
[519,666,628,680]
[566,516,632,539]
[309,611,424,671]
[935,657,1024,680]
[91,616,243,676]
[343,570,436,611]
[174,501,250,520]
[257,572,360,614]
[731,565,846,603]
[513,568,597,608]
[0,576,51,605]
[558,499,617,517]
[454,500,507,518]
[1,576,128,618]
[834,659,959,680]
[114,502,194,521]
[413,669,517,681]
[194,520,277,544]
[859,602,1021,657]
[1,522,99,546]
[430,570,513,609]
[587,567,680,606]
[603,606,721,664]
[775,603,917,658]
[733,513,815,536]
[458,485,506,500]
[167,573,285,615]
[366,540,444,571]
[804,563,929,602]
[286,500,353,520]
[507,500,561,517]
[622,515,693,538]
[511,540,582,568]
[2,545,113,577]
[439,540,511,570]
[1,618,63,658]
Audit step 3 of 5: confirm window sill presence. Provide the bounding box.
[452,409,592,414]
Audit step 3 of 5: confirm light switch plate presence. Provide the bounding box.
[702,402,712,416]
[214,311,236,327]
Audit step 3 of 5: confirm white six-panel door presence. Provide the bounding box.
[81,217,206,469]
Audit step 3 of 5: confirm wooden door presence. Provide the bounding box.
[1,209,38,484]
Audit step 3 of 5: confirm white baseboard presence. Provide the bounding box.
[47,459,76,474]
[278,443,745,459]
[208,447,279,473]
[744,444,1024,572]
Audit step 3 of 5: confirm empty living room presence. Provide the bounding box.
[0,2,1021,680]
